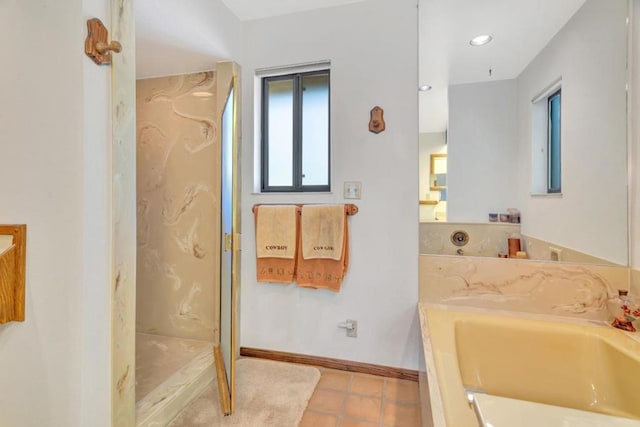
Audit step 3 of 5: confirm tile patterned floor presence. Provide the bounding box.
[299,368,421,427]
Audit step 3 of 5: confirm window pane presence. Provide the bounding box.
[301,74,329,187]
[548,92,561,192]
[266,79,294,187]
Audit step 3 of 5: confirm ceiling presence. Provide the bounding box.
[136,0,587,130]
[221,0,366,21]
[419,0,586,133]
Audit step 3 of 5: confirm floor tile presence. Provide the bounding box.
[382,401,421,427]
[349,373,384,397]
[384,379,420,403]
[318,370,352,391]
[299,410,339,427]
[307,389,347,414]
[343,394,382,422]
[340,417,379,427]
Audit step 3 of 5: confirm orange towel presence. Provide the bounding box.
[254,206,300,284]
[297,206,349,292]
[301,204,345,260]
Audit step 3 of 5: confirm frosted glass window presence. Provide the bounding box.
[261,69,330,192]
[301,74,330,187]
[265,79,294,187]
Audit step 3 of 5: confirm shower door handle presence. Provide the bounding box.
[224,233,232,252]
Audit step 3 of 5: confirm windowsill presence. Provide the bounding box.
[250,192,334,196]
[530,193,563,198]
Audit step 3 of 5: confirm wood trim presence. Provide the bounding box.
[0,224,26,324]
[240,347,419,382]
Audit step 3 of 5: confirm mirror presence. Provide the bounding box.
[419,0,629,266]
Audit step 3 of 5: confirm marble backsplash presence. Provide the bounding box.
[419,222,521,257]
[136,72,220,342]
[419,254,629,321]
[521,234,616,265]
[419,222,618,266]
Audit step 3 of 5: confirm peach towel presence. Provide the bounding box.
[301,204,345,260]
[297,206,349,292]
[254,206,299,284]
[256,205,297,259]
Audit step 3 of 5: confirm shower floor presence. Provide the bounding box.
[135,333,215,426]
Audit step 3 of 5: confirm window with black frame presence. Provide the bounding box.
[261,69,330,192]
[547,89,561,193]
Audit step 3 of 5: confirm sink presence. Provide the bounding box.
[455,314,640,419]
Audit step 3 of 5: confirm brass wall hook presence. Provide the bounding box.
[85,18,122,65]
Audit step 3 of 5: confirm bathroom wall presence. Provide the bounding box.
[136,72,220,342]
[447,79,519,222]
[418,132,447,222]
[0,0,114,425]
[240,0,420,370]
[516,0,628,265]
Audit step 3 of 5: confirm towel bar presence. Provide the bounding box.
[252,203,358,216]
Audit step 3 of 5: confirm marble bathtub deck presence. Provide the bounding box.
[136,333,215,426]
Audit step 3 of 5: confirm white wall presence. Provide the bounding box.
[135,0,243,79]
[240,0,420,369]
[0,0,112,425]
[517,0,628,265]
[447,79,519,222]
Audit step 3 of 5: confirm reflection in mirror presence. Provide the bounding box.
[430,154,447,191]
[419,0,629,266]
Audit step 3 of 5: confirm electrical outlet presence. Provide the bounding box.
[549,247,563,261]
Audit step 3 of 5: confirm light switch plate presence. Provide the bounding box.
[343,181,362,199]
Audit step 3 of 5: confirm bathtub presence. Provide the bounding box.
[419,303,640,426]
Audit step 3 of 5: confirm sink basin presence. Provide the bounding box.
[455,313,640,419]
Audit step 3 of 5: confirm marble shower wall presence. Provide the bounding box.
[136,72,219,342]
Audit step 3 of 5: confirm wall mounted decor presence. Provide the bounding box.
[369,106,386,134]
[84,18,122,65]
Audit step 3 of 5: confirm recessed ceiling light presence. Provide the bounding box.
[419,85,432,92]
[469,35,493,46]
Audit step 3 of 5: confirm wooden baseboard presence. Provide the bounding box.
[240,347,418,382]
